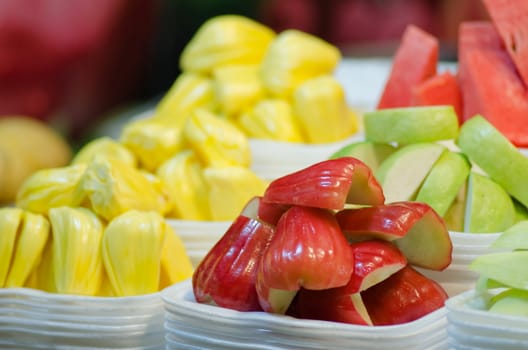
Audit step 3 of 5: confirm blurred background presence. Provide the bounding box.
[0,0,488,145]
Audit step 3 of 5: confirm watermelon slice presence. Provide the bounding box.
[411,71,463,124]
[458,21,528,147]
[481,0,528,87]
[377,25,438,109]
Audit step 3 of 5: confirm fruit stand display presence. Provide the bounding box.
[2,0,528,348]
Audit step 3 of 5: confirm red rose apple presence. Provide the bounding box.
[362,265,448,325]
[336,201,452,271]
[256,205,354,314]
[262,157,385,211]
[192,214,275,311]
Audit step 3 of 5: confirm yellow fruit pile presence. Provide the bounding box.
[0,206,193,297]
[0,15,360,297]
[153,15,359,145]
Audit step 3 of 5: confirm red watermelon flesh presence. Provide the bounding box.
[458,21,528,147]
[482,0,528,87]
[411,71,463,124]
[457,21,503,123]
[377,24,438,109]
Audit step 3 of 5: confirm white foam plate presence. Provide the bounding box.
[162,279,448,349]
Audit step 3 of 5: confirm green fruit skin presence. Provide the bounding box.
[329,141,397,172]
[489,289,528,317]
[375,143,446,204]
[415,151,470,217]
[465,172,515,233]
[364,106,459,144]
[470,251,528,290]
[457,115,528,208]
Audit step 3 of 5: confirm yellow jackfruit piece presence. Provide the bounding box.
[4,211,50,288]
[213,64,265,117]
[293,75,359,143]
[260,30,341,97]
[154,72,215,122]
[204,166,269,221]
[0,208,23,287]
[184,108,251,168]
[97,270,115,297]
[102,210,165,296]
[82,157,171,221]
[16,164,87,215]
[180,15,275,74]
[238,99,304,142]
[157,150,210,220]
[26,238,56,292]
[71,137,137,168]
[120,116,185,172]
[159,224,194,290]
[49,207,104,295]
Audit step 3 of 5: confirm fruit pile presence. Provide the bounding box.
[0,205,193,297]
[192,157,451,326]
[331,105,528,234]
[377,0,528,147]
[0,13,365,298]
[469,220,528,316]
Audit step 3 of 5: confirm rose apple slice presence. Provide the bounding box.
[262,157,385,211]
[336,201,452,271]
[242,196,290,226]
[256,206,354,314]
[291,286,372,326]
[290,240,406,325]
[362,265,448,325]
[347,239,407,293]
[192,214,275,311]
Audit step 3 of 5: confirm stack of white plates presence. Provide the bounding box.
[0,288,165,349]
[162,279,448,350]
[167,219,231,267]
[249,133,365,181]
[446,289,528,349]
[418,231,503,297]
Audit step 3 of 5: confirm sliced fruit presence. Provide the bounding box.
[262,157,385,211]
[464,172,515,233]
[256,206,354,314]
[470,251,528,290]
[329,141,398,173]
[364,106,459,145]
[491,220,528,250]
[457,115,528,207]
[415,150,471,216]
[337,201,452,271]
[291,286,372,326]
[192,214,275,312]
[489,289,528,317]
[362,265,448,325]
[375,142,447,204]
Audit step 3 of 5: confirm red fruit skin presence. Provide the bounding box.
[256,206,354,312]
[291,286,372,326]
[290,239,407,326]
[262,157,384,211]
[192,215,275,312]
[257,200,290,226]
[336,201,452,271]
[362,265,448,326]
[347,239,407,293]
[336,201,424,240]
